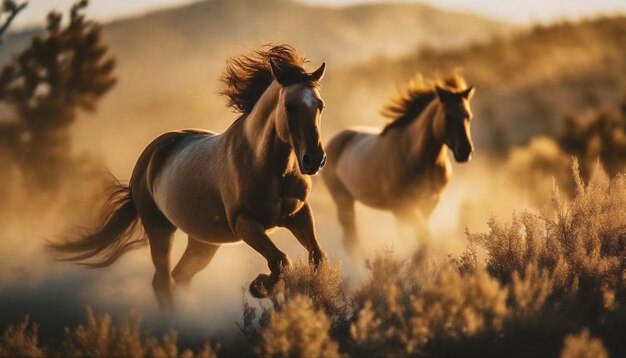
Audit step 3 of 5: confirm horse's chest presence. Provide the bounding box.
[408,163,450,198]
[428,165,451,191]
[251,174,310,226]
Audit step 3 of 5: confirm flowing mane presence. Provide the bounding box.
[219,44,318,114]
[380,73,467,135]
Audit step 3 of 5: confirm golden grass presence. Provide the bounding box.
[2,164,626,357]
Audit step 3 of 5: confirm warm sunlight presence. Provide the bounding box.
[1,0,626,357]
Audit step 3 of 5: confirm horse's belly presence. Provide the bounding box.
[336,155,392,209]
[162,198,240,244]
[152,160,238,243]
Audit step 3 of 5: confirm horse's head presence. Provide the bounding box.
[434,85,475,163]
[270,59,327,175]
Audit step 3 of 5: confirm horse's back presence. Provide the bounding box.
[132,129,218,187]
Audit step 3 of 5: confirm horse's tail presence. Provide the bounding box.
[47,182,145,268]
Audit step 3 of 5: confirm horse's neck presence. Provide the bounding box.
[401,100,447,166]
[243,82,294,173]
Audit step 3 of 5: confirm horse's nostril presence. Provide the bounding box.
[302,154,312,170]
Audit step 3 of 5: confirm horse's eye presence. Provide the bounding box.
[285,104,293,113]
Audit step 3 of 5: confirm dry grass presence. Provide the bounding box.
[0,308,218,358]
[257,295,339,358]
[2,165,626,357]
[561,329,608,358]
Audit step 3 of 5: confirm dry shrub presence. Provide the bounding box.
[560,329,608,358]
[350,252,508,355]
[59,307,218,358]
[0,308,217,358]
[276,260,346,323]
[560,98,626,179]
[238,261,346,356]
[257,295,340,358]
[0,317,45,358]
[469,160,626,316]
[505,136,573,204]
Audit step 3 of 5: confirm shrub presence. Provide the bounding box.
[0,317,45,358]
[0,308,217,358]
[350,252,508,356]
[469,161,626,317]
[560,329,608,358]
[257,295,340,358]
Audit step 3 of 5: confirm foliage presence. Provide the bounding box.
[560,329,608,358]
[0,0,115,190]
[559,92,626,178]
[0,317,44,358]
[470,160,626,317]
[0,1,27,40]
[505,91,626,205]
[257,295,340,358]
[0,308,218,358]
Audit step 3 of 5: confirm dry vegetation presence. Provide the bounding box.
[0,308,219,358]
[1,2,626,358]
[2,164,625,357]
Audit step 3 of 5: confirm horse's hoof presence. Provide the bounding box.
[249,273,273,299]
[310,251,327,268]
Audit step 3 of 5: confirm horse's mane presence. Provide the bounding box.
[380,73,467,135]
[219,44,316,114]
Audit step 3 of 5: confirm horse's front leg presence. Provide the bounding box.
[395,208,432,263]
[282,202,326,266]
[235,213,290,298]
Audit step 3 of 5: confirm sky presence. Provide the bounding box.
[5,0,626,30]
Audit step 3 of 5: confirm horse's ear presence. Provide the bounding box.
[309,62,326,82]
[269,58,286,84]
[462,86,475,100]
[435,85,454,102]
[269,58,302,86]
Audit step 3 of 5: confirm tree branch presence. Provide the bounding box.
[0,1,28,40]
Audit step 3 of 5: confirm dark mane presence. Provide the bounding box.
[219,44,317,114]
[380,73,467,135]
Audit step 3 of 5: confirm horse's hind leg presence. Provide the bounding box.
[145,221,176,310]
[172,237,219,288]
[134,187,176,310]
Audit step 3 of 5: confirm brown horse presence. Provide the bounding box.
[322,74,474,255]
[48,45,327,310]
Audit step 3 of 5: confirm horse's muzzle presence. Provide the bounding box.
[453,148,473,163]
[301,151,326,175]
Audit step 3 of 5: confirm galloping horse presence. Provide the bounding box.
[48,45,327,310]
[322,74,475,255]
